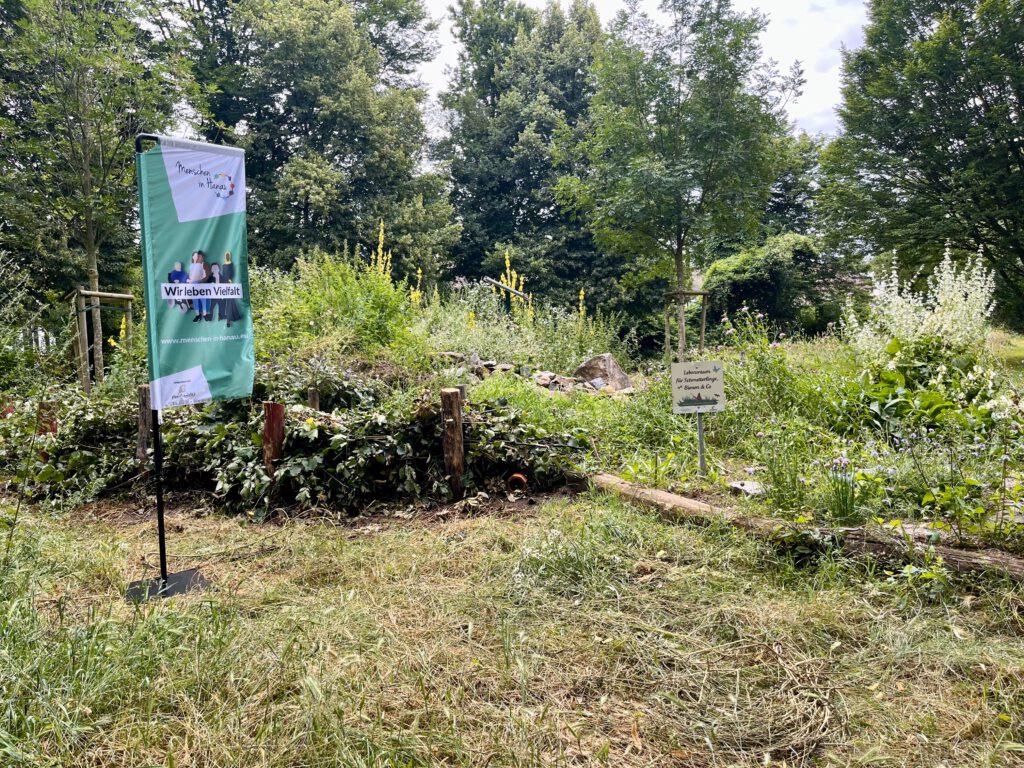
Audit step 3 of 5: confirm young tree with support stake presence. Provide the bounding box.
[558,0,801,358]
[0,0,190,382]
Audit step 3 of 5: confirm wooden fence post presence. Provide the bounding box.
[307,386,320,411]
[136,384,152,469]
[125,300,134,350]
[440,388,465,500]
[263,401,285,474]
[74,290,91,392]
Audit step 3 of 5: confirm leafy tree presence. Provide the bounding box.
[171,0,454,281]
[442,0,620,308]
[557,0,800,356]
[154,0,254,144]
[352,0,439,86]
[0,0,190,377]
[821,0,1024,324]
[763,132,822,239]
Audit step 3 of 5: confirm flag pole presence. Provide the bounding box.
[125,134,207,602]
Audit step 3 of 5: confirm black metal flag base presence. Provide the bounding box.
[125,568,208,603]
[124,403,209,603]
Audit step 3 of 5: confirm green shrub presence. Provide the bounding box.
[418,285,632,374]
[253,245,413,361]
[5,381,580,517]
[703,234,843,335]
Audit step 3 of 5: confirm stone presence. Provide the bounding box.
[588,377,606,389]
[549,375,577,392]
[494,363,514,373]
[728,480,765,497]
[440,352,465,363]
[573,353,631,391]
[481,360,498,369]
[533,371,555,387]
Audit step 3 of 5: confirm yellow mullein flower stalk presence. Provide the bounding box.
[467,310,476,329]
[410,267,423,307]
[578,288,586,319]
[376,219,385,269]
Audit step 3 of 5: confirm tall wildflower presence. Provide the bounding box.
[845,250,995,357]
[410,268,423,307]
[370,219,392,278]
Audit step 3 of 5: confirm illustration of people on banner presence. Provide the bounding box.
[162,250,247,326]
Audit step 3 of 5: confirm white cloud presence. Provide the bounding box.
[417,0,868,135]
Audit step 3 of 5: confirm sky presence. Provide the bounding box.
[418,0,869,135]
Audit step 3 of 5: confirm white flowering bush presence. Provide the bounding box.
[844,251,996,359]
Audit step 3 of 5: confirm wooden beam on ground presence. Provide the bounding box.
[441,388,465,500]
[591,473,1024,582]
[591,473,779,535]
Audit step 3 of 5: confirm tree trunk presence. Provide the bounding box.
[674,236,687,362]
[87,251,105,383]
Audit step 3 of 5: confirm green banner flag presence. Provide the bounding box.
[137,136,254,409]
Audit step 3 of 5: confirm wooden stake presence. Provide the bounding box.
[441,388,465,500]
[262,401,285,474]
[136,384,152,468]
[74,290,91,392]
[307,386,320,411]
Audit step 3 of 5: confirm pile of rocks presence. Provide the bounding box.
[439,352,635,395]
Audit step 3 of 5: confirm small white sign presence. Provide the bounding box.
[672,361,725,414]
[150,364,213,410]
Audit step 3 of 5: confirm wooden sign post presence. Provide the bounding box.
[667,291,721,475]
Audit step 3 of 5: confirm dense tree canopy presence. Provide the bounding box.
[2,0,1022,347]
[822,0,1024,321]
[557,0,801,349]
[441,0,621,308]
[0,0,192,375]
[172,0,457,278]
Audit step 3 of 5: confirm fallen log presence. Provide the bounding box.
[591,473,1024,583]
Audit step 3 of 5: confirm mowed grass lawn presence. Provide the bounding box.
[2,491,1023,767]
